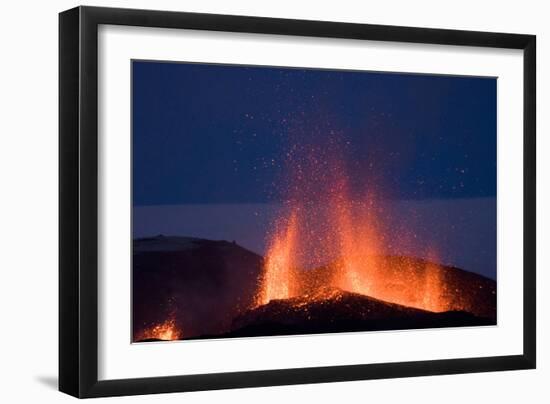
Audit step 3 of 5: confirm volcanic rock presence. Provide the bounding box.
[133,235,263,340]
[225,287,494,338]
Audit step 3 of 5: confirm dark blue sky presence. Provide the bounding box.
[132,61,496,206]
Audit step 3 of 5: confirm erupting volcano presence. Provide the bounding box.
[131,61,497,343]
[256,207,451,314]
[132,133,496,343]
[254,139,459,316]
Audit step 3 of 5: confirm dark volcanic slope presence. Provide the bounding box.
[133,235,263,340]
[223,287,494,339]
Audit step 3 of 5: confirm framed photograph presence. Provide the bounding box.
[59,6,536,398]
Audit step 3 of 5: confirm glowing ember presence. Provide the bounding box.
[136,318,181,341]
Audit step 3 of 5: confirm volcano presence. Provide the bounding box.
[133,236,496,342]
[223,286,494,338]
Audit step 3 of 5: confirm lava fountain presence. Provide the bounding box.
[256,211,299,305]
[255,129,453,313]
[331,178,384,298]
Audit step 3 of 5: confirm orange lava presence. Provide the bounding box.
[256,138,452,313]
[256,212,299,305]
[136,317,182,341]
[337,252,449,313]
[331,181,384,299]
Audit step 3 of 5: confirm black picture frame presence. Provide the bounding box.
[59,5,536,398]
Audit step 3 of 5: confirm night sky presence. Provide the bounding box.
[132,61,496,206]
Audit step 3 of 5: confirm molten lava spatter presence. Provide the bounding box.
[136,317,182,341]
